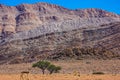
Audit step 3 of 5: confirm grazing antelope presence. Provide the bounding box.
[20,71,30,80]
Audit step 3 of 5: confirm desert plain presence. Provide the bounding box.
[0,60,119,80]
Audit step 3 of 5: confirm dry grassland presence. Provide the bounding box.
[0,74,119,80]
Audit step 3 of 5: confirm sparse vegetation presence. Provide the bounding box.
[92,72,105,75]
[47,64,61,74]
[32,60,50,74]
[50,46,115,60]
[32,60,61,74]
[54,66,62,73]
[1,74,119,80]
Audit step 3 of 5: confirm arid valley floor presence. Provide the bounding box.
[0,74,120,80]
[0,60,120,80]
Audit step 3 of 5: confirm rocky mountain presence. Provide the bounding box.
[0,2,120,64]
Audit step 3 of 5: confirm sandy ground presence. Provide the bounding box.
[0,74,119,80]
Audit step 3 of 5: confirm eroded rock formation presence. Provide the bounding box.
[0,3,120,64]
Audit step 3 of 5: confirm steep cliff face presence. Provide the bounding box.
[0,3,120,64]
[0,3,120,39]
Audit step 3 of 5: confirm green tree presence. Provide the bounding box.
[32,60,50,74]
[47,64,56,74]
[54,66,61,73]
[47,65,62,74]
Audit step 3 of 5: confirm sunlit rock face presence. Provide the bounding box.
[0,3,120,64]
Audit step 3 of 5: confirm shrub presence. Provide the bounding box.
[54,66,62,73]
[47,64,56,74]
[47,64,61,74]
[32,60,50,74]
[92,72,105,75]
[32,60,62,74]
[63,48,75,57]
